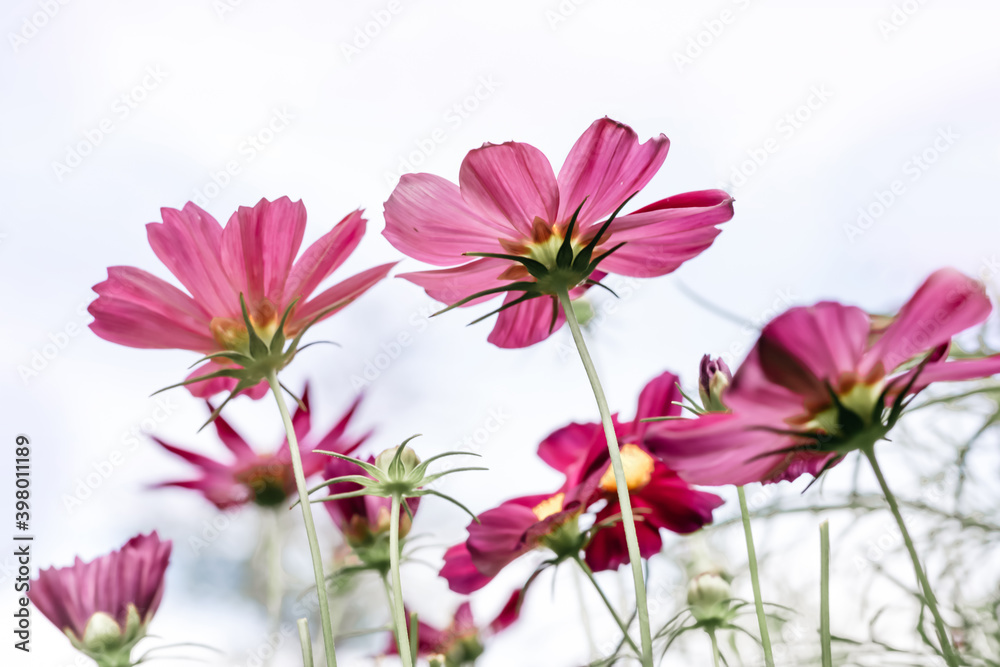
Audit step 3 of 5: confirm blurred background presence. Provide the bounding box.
[2,0,999,665]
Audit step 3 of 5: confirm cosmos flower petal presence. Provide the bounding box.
[459,141,560,236]
[645,412,799,486]
[220,196,307,306]
[440,543,494,594]
[486,294,563,349]
[283,209,367,304]
[585,503,663,572]
[863,268,992,374]
[597,191,734,277]
[88,267,215,351]
[631,370,683,440]
[400,258,512,307]
[383,173,512,265]
[557,117,670,226]
[146,203,234,316]
[293,262,396,327]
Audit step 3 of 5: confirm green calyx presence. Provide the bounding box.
[433,194,638,330]
[153,294,345,430]
[538,516,586,561]
[67,606,145,667]
[299,435,487,524]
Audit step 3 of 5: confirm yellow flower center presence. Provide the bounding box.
[532,493,566,521]
[599,444,655,493]
[209,300,281,352]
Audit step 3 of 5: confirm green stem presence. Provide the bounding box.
[709,628,721,667]
[863,447,959,667]
[820,520,832,667]
[298,618,314,667]
[572,555,641,656]
[389,493,414,667]
[266,373,338,667]
[264,509,284,634]
[737,485,774,667]
[557,288,653,667]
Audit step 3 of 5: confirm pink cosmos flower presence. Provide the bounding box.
[29,533,171,663]
[153,386,366,508]
[383,118,734,348]
[538,371,724,571]
[646,268,1000,486]
[385,591,521,664]
[89,197,394,398]
[323,453,420,548]
[440,486,591,594]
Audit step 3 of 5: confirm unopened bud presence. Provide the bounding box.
[698,355,732,412]
[687,572,731,622]
[375,445,421,478]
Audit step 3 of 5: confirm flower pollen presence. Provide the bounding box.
[599,444,655,492]
[532,493,566,521]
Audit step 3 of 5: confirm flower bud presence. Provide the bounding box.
[698,355,732,412]
[375,445,421,478]
[687,572,731,622]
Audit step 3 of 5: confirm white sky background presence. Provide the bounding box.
[2,0,1000,665]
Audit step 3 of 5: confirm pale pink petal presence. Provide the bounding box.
[400,257,512,307]
[383,173,513,265]
[292,262,395,326]
[459,141,559,235]
[146,203,235,316]
[596,190,733,277]
[486,294,562,349]
[89,266,216,352]
[557,118,670,226]
[862,268,992,374]
[283,210,367,305]
[220,197,307,306]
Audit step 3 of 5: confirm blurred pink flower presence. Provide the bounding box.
[153,386,366,508]
[538,371,724,571]
[89,197,394,397]
[383,117,734,348]
[440,487,589,594]
[647,268,1000,486]
[386,591,522,663]
[29,533,171,663]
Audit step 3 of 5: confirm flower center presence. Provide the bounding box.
[532,492,565,521]
[209,299,281,353]
[236,462,289,507]
[599,444,655,492]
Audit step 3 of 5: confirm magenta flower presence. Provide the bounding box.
[386,591,521,664]
[383,118,734,347]
[538,371,724,571]
[323,453,420,549]
[646,268,1000,486]
[29,533,171,664]
[440,486,590,594]
[153,386,365,508]
[89,197,394,398]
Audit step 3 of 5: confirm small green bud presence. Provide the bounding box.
[687,572,731,622]
[375,446,421,478]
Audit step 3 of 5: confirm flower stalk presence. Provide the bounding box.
[557,287,653,667]
[266,372,338,667]
[389,492,414,667]
[820,520,832,667]
[737,485,773,667]
[863,446,959,667]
